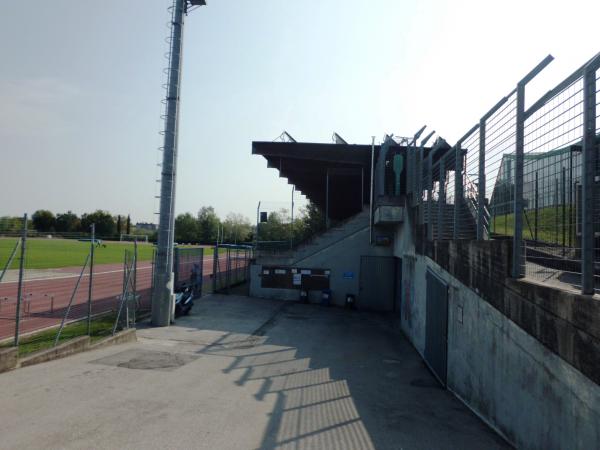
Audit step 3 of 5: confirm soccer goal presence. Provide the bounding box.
[120,234,149,243]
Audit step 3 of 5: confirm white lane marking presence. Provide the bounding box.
[0,256,229,285]
[0,266,152,285]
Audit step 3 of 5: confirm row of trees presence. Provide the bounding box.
[256,202,325,245]
[174,202,325,246]
[175,207,252,244]
[0,210,135,237]
[1,201,326,246]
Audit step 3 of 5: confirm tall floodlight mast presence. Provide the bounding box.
[152,0,206,327]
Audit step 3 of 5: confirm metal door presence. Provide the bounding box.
[424,269,449,386]
[359,256,395,311]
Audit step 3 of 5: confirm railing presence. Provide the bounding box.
[415,52,600,295]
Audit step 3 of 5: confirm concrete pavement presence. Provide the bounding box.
[0,295,510,450]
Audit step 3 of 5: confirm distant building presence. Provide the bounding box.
[135,222,157,231]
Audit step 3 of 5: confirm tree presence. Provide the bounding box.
[80,210,116,237]
[32,210,56,232]
[223,213,252,243]
[175,213,199,243]
[257,209,290,242]
[197,206,220,244]
[0,216,25,233]
[295,201,325,242]
[55,211,80,233]
[126,215,131,235]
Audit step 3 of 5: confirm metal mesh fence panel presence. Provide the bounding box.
[211,245,252,294]
[0,221,156,352]
[522,72,587,290]
[173,247,204,297]
[415,54,600,295]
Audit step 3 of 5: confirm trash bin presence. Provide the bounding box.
[299,289,309,303]
[321,289,332,306]
[345,294,355,309]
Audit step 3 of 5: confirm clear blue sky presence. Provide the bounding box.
[1,0,598,223]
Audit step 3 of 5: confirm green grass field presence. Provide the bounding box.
[0,238,216,270]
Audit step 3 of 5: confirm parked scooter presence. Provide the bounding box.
[174,286,194,317]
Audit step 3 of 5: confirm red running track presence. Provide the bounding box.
[0,255,242,341]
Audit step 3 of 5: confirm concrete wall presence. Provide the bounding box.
[393,211,600,449]
[250,227,392,307]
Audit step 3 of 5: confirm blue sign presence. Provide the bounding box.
[343,271,354,279]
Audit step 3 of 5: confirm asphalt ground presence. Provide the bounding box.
[0,295,510,450]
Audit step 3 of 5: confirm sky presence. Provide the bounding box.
[1,0,599,223]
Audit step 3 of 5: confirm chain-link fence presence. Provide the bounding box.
[211,245,253,294]
[0,213,254,354]
[418,52,600,295]
[0,215,151,354]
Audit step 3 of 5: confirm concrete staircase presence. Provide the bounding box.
[293,209,370,264]
[258,209,370,266]
[423,200,477,240]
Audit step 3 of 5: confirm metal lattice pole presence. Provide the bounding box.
[152,0,186,326]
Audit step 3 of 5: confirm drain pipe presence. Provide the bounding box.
[369,136,375,244]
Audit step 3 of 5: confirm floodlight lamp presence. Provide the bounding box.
[185,0,206,13]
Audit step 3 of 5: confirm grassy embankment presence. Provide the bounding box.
[491,205,576,245]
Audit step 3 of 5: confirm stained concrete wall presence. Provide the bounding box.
[394,211,600,449]
[250,227,392,308]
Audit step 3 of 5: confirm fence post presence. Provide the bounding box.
[212,245,218,292]
[562,167,566,248]
[133,239,138,299]
[132,240,138,324]
[438,156,446,240]
[453,145,463,239]
[477,118,486,240]
[534,171,539,243]
[554,177,559,244]
[581,61,598,294]
[512,54,554,279]
[87,223,95,335]
[512,82,525,278]
[14,213,27,347]
[226,248,231,294]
